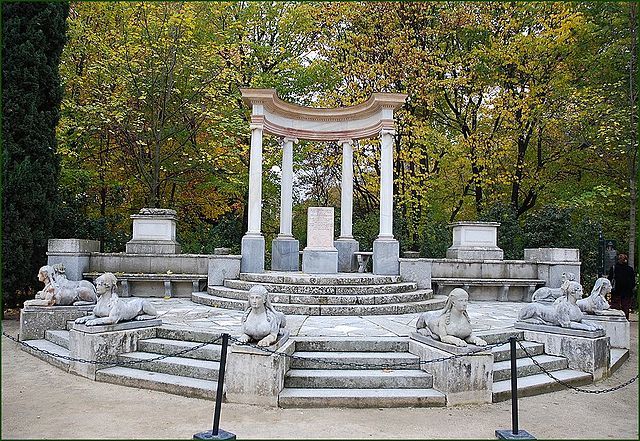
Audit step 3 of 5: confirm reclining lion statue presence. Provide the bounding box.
[75,272,157,326]
[518,280,603,331]
[416,288,487,347]
[24,264,96,307]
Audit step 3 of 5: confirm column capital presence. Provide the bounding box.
[281,136,299,145]
[338,139,354,146]
[380,128,395,138]
[249,122,264,131]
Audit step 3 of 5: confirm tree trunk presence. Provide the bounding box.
[628,3,638,268]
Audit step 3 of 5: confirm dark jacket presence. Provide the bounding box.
[608,262,636,297]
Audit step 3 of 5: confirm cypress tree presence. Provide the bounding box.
[2,2,69,310]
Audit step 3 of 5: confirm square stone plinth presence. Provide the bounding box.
[272,237,300,271]
[373,238,400,275]
[225,339,294,407]
[409,337,493,406]
[19,305,94,341]
[241,235,265,273]
[334,238,359,272]
[208,255,241,286]
[582,314,630,349]
[302,248,338,274]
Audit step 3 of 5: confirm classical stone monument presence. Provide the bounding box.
[126,208,181,254]
[239,88,407,275]
[414,288,487,347]
[24,264,96,307]
[237,285,287,347]
[302,207,339,274]
[74,272,158,326]
[446,222,503,260]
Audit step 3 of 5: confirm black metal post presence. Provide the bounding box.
[193,333,235,440]
[510,336,519,434]
[495,337,535,439]
[212,333,229,436]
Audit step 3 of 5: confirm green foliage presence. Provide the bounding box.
[2,2,69,308]
[480,203,524,260]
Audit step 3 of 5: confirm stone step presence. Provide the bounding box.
[192,292,446,316]
[240,272,402,286]
[208,286,432,306]
[278,387,446,408]
[293,337,409,353]
[20,339,71,372]
[138,338,222,361]
[492,369,593,402]
[96,366,218,399]
[45,329,70,349]
[493,354,568,382]
[610,348,629,373]
[156,326,229,344]
[118,351,220,380]
[491,341,545,362]
[225,279,418,295]
[285,368,433,389]
[476,329,523,345]
[290,351,421,370]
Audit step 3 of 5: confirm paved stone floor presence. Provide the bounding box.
[148,297,521,337]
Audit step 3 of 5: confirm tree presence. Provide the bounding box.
[2,2,69,309]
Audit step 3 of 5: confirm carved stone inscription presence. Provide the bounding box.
[307,207,334,248]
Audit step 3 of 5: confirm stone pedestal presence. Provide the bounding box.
[515,322,610,380]
[19,305,94,341]
[302,207,338,274]
[446,222,503,260]
[524,248,581,287]
[409,337,493,406]
[583,314,630,349]
[271,237,300,271]
[241,234,265,273]
[208,255,242,286]
[69,321,160,379]
[126,208,181,254]
[373,238,400,275]
[225,338,294,407]
[399,258,432,289]
[334,238,359,272]
[47,239,100,281]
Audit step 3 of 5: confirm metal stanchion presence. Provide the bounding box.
[194,333,236,440]
[495,336,535,440]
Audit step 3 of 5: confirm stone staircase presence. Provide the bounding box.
[486,333,593,402]
[278,337,446,408]
[193,272,447,316]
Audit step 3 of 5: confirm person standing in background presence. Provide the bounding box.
[608,252,636,320]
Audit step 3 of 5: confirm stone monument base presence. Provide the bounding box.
[125,240,181,254]
[241,234,265,273]
[409,337,492,406]
[516,323,610,380]
[373,238,399,275]
[583,314,630,349]
[334,238,359,272]
[445,247,504,260]
[271,237,299,271]
[19,305,94,341]
[302,248,338,274]
[225,338,295,407]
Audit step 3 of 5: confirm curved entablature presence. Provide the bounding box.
[240,88,408,141]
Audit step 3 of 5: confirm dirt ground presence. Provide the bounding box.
[1,317,638,440]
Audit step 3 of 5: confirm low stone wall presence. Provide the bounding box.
[89,253,210,274]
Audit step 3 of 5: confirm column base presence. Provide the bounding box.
[302,248,338,274]
[373,238,400,275]
[334,238,359,272]
[271,237,300,271]
[241,234,265,273]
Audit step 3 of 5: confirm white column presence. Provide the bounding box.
[247,123,263,235]
[339,139,354,239]
[279,137,297,237]
[379,129,395,239]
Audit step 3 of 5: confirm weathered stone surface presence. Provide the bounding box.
[520,328,610,380]
[334,238,359,272]
[73,318,162,334]
[19,305,94,341]
[410,332,486,355]
[306,207,335,248]
[69,326,157,379]
[409,339,493,406]
[373,238,399,275]
[47,239,101,253]
[399,258,432,289]
[240,234,265,273]
[583,315,630,349]
[271,237,300,271]
[302,248,338,274]
[446,222,504,260]
[514,321,605,338]
[225,339,295,406]
[524,248,580,262]
[208,255,241,286]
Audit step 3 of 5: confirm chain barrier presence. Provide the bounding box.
[517,340,638,393]
[227,334,517,368]
[1,330,222,367]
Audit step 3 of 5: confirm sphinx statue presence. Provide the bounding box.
[237,285,287,347]
[577,277,625,317]
[75,272,157,326]
[518,280,603,331]
[24,264,97,307]
[416,288,487,347]
[530,272,576,303]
